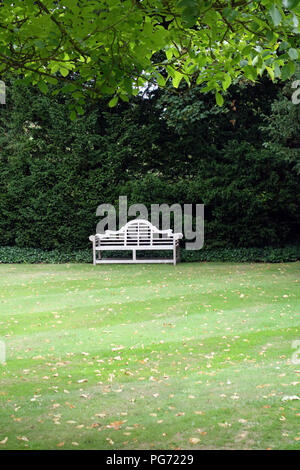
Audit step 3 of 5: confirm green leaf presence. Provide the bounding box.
[61,83,77,93]
[72,91,84,100]
[172,71,183,88]
[222,7,238,22]
[242,45,252,56]
[279,41,289,51]
[215,92,224,106]
[222,74,231,90]
[38,81,48,94]
[240,59,248,67]
[292,13,299,27]
[156,73,166,87]
[288,60,296,76]
[50,63,59,74]
[46,77,58,85]
[266,30,276,43]
[282,0,300,9]
[274,62,281,78]
[165,49,173,61]
[243,65,257,81]
[281,63,292,80]
[108,96,118,107]
[266,66,275,81]
[60,68,69,77]
[181,7,198,27]
[75,105,84,115]
[269,5,282,26]
[119,94,129,103]
[70,110,77,121]
[288,48,298,59]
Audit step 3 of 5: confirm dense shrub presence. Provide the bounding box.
[0,245,299,264]
[181,245,300,263]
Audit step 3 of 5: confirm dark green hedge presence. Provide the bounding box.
[181,245,300,263]
[0,245,299,264]
[0,78,299,254]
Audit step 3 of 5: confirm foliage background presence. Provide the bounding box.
[0,76,299,255]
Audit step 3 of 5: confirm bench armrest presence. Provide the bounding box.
[173,233,183,241]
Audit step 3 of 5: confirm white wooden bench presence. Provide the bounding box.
[89,219,183,265]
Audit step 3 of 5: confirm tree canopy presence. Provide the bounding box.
[0,0,299,109]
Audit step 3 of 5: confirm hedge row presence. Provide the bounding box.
[181,245,300,263]
[0,245,299,264]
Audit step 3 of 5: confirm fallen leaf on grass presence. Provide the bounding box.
[230,393,240,400]
[0,437,8,445]
[235,431,248,441]
[17,436,29,442]
[189,437,200,445]
[112,346,125,351]
[282,395,300,402]
[107,420,126,430]
[57,442,65,447]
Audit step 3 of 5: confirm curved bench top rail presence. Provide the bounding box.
[89,219,183,242]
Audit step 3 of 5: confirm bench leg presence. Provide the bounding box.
[173,244,176,266]
[92,244,96,266]
[176,244,180,263]
[132,249,136,262]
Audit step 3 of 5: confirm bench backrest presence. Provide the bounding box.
[90,219,182,247]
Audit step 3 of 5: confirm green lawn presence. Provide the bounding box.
[0,262,300,450]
